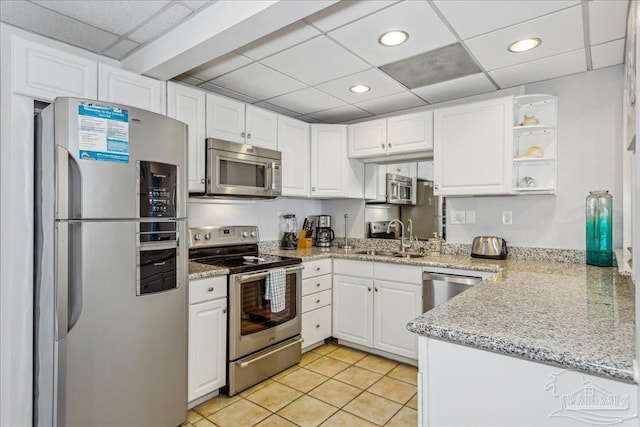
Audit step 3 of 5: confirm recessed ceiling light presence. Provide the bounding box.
[507,37,542,53]
[378,30,409,47]
[350,85,370,93]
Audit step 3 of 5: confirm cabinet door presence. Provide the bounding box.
[278,116,310,197]
[246,105,278,150]
[188,298,227,402]
[373,280,421,359]
[12,35,97,101]
[302,305,332,350]
[387,111,433,154]
[167,82,206,193]
[332,275,373,347]
[98,64,166,114]
[434,96,513,196]
[364,164,387,202]
[387,162,417,178]
[348,119,387,158]
[206,93,245,143]
[311,124,347,197]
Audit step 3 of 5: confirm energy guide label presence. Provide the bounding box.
[78,104,129,163]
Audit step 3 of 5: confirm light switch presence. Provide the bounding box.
[466,211,476,224]
[450,210,466,225]
[502,211,513,225]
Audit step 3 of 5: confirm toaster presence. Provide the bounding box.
[471,236,508,260]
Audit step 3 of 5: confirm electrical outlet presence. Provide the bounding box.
[450,210,466,225]
[502,211,513,225]
[466,211,476,224]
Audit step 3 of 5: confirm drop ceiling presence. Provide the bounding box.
[0,0,630,123]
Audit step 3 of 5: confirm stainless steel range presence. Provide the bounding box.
[189,226,303,396]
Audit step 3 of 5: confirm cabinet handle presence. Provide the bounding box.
[316,324,320,328]
[223,308,227,314]
[375,287,378,292]
[434,184,439,189]
[208,287,214,292]
[316,283,321,287]
[368,287,371,292]
[388,143,392,148]
[247,133,251,139]
[241,132,246,138]
[316,267,321,271]
[200,178,205,184]
[312,187,316,191]
[381,144,385,149]
[316,299,320,304]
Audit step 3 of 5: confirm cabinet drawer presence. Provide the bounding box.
[190,276,227,304]
[302,289,332,313]
[303,259,332,279]
[333,259,373,277]
[302,305,332,350]
[375,263,423,284]
[302,274,332,296]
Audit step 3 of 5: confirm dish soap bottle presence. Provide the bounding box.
[429,232,444,256]
[585,191,613,267]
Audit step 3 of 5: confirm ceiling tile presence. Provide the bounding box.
[129,2,192,43]
[236,21,321,60]
[211,62,306,100]
[489,49,587,88]
[296,115,327,124]
[355,91,426,115]
[33,0,170,35]
[253,101,299,118]
[380,43,481,89]
[433,0,580,39]
[314,69,405,103]
[589,0,629,46]
[181,1,214,11]
[308,105,372,123]
[186,53,253,81]
[266,87,346,115]
[1,0,118,53]
[411,73,496,103]
[464,6,584,71]
[198,82,259,104]
[172,74,204,85]
[304,0,397,32]
[591,38,625,69]
[328,1,456,67]
[102,38,140,60]
[261,36,370,85]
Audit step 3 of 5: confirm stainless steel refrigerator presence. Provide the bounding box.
[34,98,188,426]
[400,180,444,240]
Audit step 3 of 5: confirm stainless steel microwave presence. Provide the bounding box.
[386,173,416,205]
[206,138,281,198]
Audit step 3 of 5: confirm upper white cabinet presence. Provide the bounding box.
[206,93,277,150]
[311,125,364,198]
[98,64,165,114]
[167,82,206,193]
[434,96,514,196]
[364,164,387,202]
[512,95,557,195]
[12,35,97,101]
[348,111,433,159]
[278,116,310,197]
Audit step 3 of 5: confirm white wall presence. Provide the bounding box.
[446,66,623,249]
[319,199,366,239]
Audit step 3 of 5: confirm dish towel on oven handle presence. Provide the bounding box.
[265,268,286,313]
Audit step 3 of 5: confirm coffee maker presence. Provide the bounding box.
[315,215,335,247]
[281,213,297,250]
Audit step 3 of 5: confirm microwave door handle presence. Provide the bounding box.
[264,162,271,191]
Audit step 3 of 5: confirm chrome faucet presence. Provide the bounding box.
[387,219,412,253]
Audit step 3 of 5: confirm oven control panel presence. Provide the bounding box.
[189,225,259,248]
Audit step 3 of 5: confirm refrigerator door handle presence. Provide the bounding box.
[57,221,83,340]
[57,146,83,219]
[56,221,69,340]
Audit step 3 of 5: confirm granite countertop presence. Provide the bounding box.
[188,262,228,279]
[260,246,636,384]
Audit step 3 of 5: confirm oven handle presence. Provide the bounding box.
[237,337,304,368]
[239,264,304,283]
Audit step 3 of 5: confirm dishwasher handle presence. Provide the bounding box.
[422,272,483,286]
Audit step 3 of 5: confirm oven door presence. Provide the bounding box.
[207,148,281,198]
[228,265,302,360]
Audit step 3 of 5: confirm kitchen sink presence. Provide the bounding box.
[354,249,397,257]
[394,253,425,259]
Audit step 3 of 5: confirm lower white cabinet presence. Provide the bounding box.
[188,276,227,402]
[333,259,422,359]
[301,259,333,350]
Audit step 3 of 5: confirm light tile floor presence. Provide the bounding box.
[184,342,418,427]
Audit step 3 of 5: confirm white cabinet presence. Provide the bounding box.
[311,124,364,198]
[364,163,387,202]
[333,260,421,359]
[433,96,513,196]
[512,94,557,195]
[386,162,417,178]
[278,116,310,197]
[167,82,206,193]
[301,259,333,350]
[12,35,97,101]
[206,93,278,150]
[348,111,433,159]
[98,64,165,114]
[188,276,227,403]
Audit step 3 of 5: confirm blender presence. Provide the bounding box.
[280,213,297,250]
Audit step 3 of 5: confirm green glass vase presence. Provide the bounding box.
[585,191,613,267]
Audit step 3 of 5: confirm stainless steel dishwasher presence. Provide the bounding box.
[423,271,483,312]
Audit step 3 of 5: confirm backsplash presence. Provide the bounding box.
[259,238,586,264]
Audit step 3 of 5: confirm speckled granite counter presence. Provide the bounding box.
[188,262,228,279]
[262,246,636,383]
